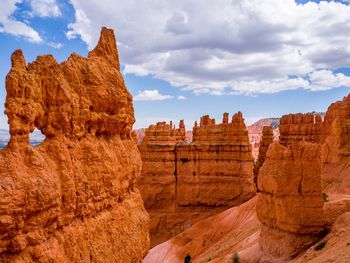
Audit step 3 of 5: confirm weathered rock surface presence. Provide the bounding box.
[257,142,327,261]
[321,94,350,199]
[291,212,350,263]
[279,113,323,146]
[0,27,149,262]
[137,112,256,247]
[247,118,280,160]
[253,126,274,186]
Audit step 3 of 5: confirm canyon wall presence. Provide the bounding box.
[137,112,256,246]
[253,126,274,185]
[279,113,323,146]
[0,27,149,262]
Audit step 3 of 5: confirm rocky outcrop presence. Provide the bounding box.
[177,112,255,209]
[138,120,186,210]
[279,113,323,146]
[247,118,280,160]
[257,142,327,261]
[322,93,350,161]
[137,112,256,247]
[253,126,274,186]
[137,121,187,247]
[321,94,350,205]
[0,27,149,262]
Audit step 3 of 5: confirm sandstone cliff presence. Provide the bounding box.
[0,27,149,262]
[253,126,274,186]
[137,112,256,247]
[279,113,323,146]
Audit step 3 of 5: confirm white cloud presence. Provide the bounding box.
[0,0,42,43]
[177,95,186,100]
[134,90,174,101]
[29,0,61,18]
[67,0,350,94]
[307,69,350,91]
[48,41,63,49]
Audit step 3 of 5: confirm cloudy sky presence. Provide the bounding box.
[0,0,350,130]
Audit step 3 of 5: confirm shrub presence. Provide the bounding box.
[232,252,239,263]
[323,193,329,202]
[184,254,191,263]
[314,241,327,251]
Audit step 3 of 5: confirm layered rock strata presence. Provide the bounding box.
[137,112,256,247]
[177,112,255,209]
[279,113,323,146]
[0,27,149,262]
[257,142,327,261]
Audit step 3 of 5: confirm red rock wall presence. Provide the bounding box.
[257,142,326,261]
[279,113,323,146]
[321,94,350,197]
[177,112,255,208]
[0,27,149,262]
[322,94,350,163]
[137,113,256,247]
[253,126,274,185]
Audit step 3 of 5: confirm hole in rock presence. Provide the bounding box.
[29,128,45,146]
[0,129,10,149]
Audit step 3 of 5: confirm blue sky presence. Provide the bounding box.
[1,0,350,130]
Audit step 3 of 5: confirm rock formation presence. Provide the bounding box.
[0,27,149,262]
[322,94,350,159]
[137,112,256,247]
[176,112,255,209]
[247,118,280,160]
[257,142,327,261]
[253,126,274,186]
[143,100,349,263]
[279,113,323,146]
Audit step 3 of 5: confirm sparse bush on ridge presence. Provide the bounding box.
[314,241,327,251]
[232,252,239,263]
[323,192,329,202]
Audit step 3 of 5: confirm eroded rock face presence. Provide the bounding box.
[0,27,149,262]
[177,112,255,209]
[253,126,274,186]
[322,94,350,162]
[279,113,323,146]
[257,142,327,261]
[137,112,256,247]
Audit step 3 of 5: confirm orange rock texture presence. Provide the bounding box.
[137,112,256,247]
[279,113,323,146]
[144,97,350,263]
[257,142,327,261]
[247,118,280,160]
[253,126,274,185]
[0,27,149,262]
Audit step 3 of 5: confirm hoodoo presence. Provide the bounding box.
[257,142,327,261]
[0,27,149,262]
